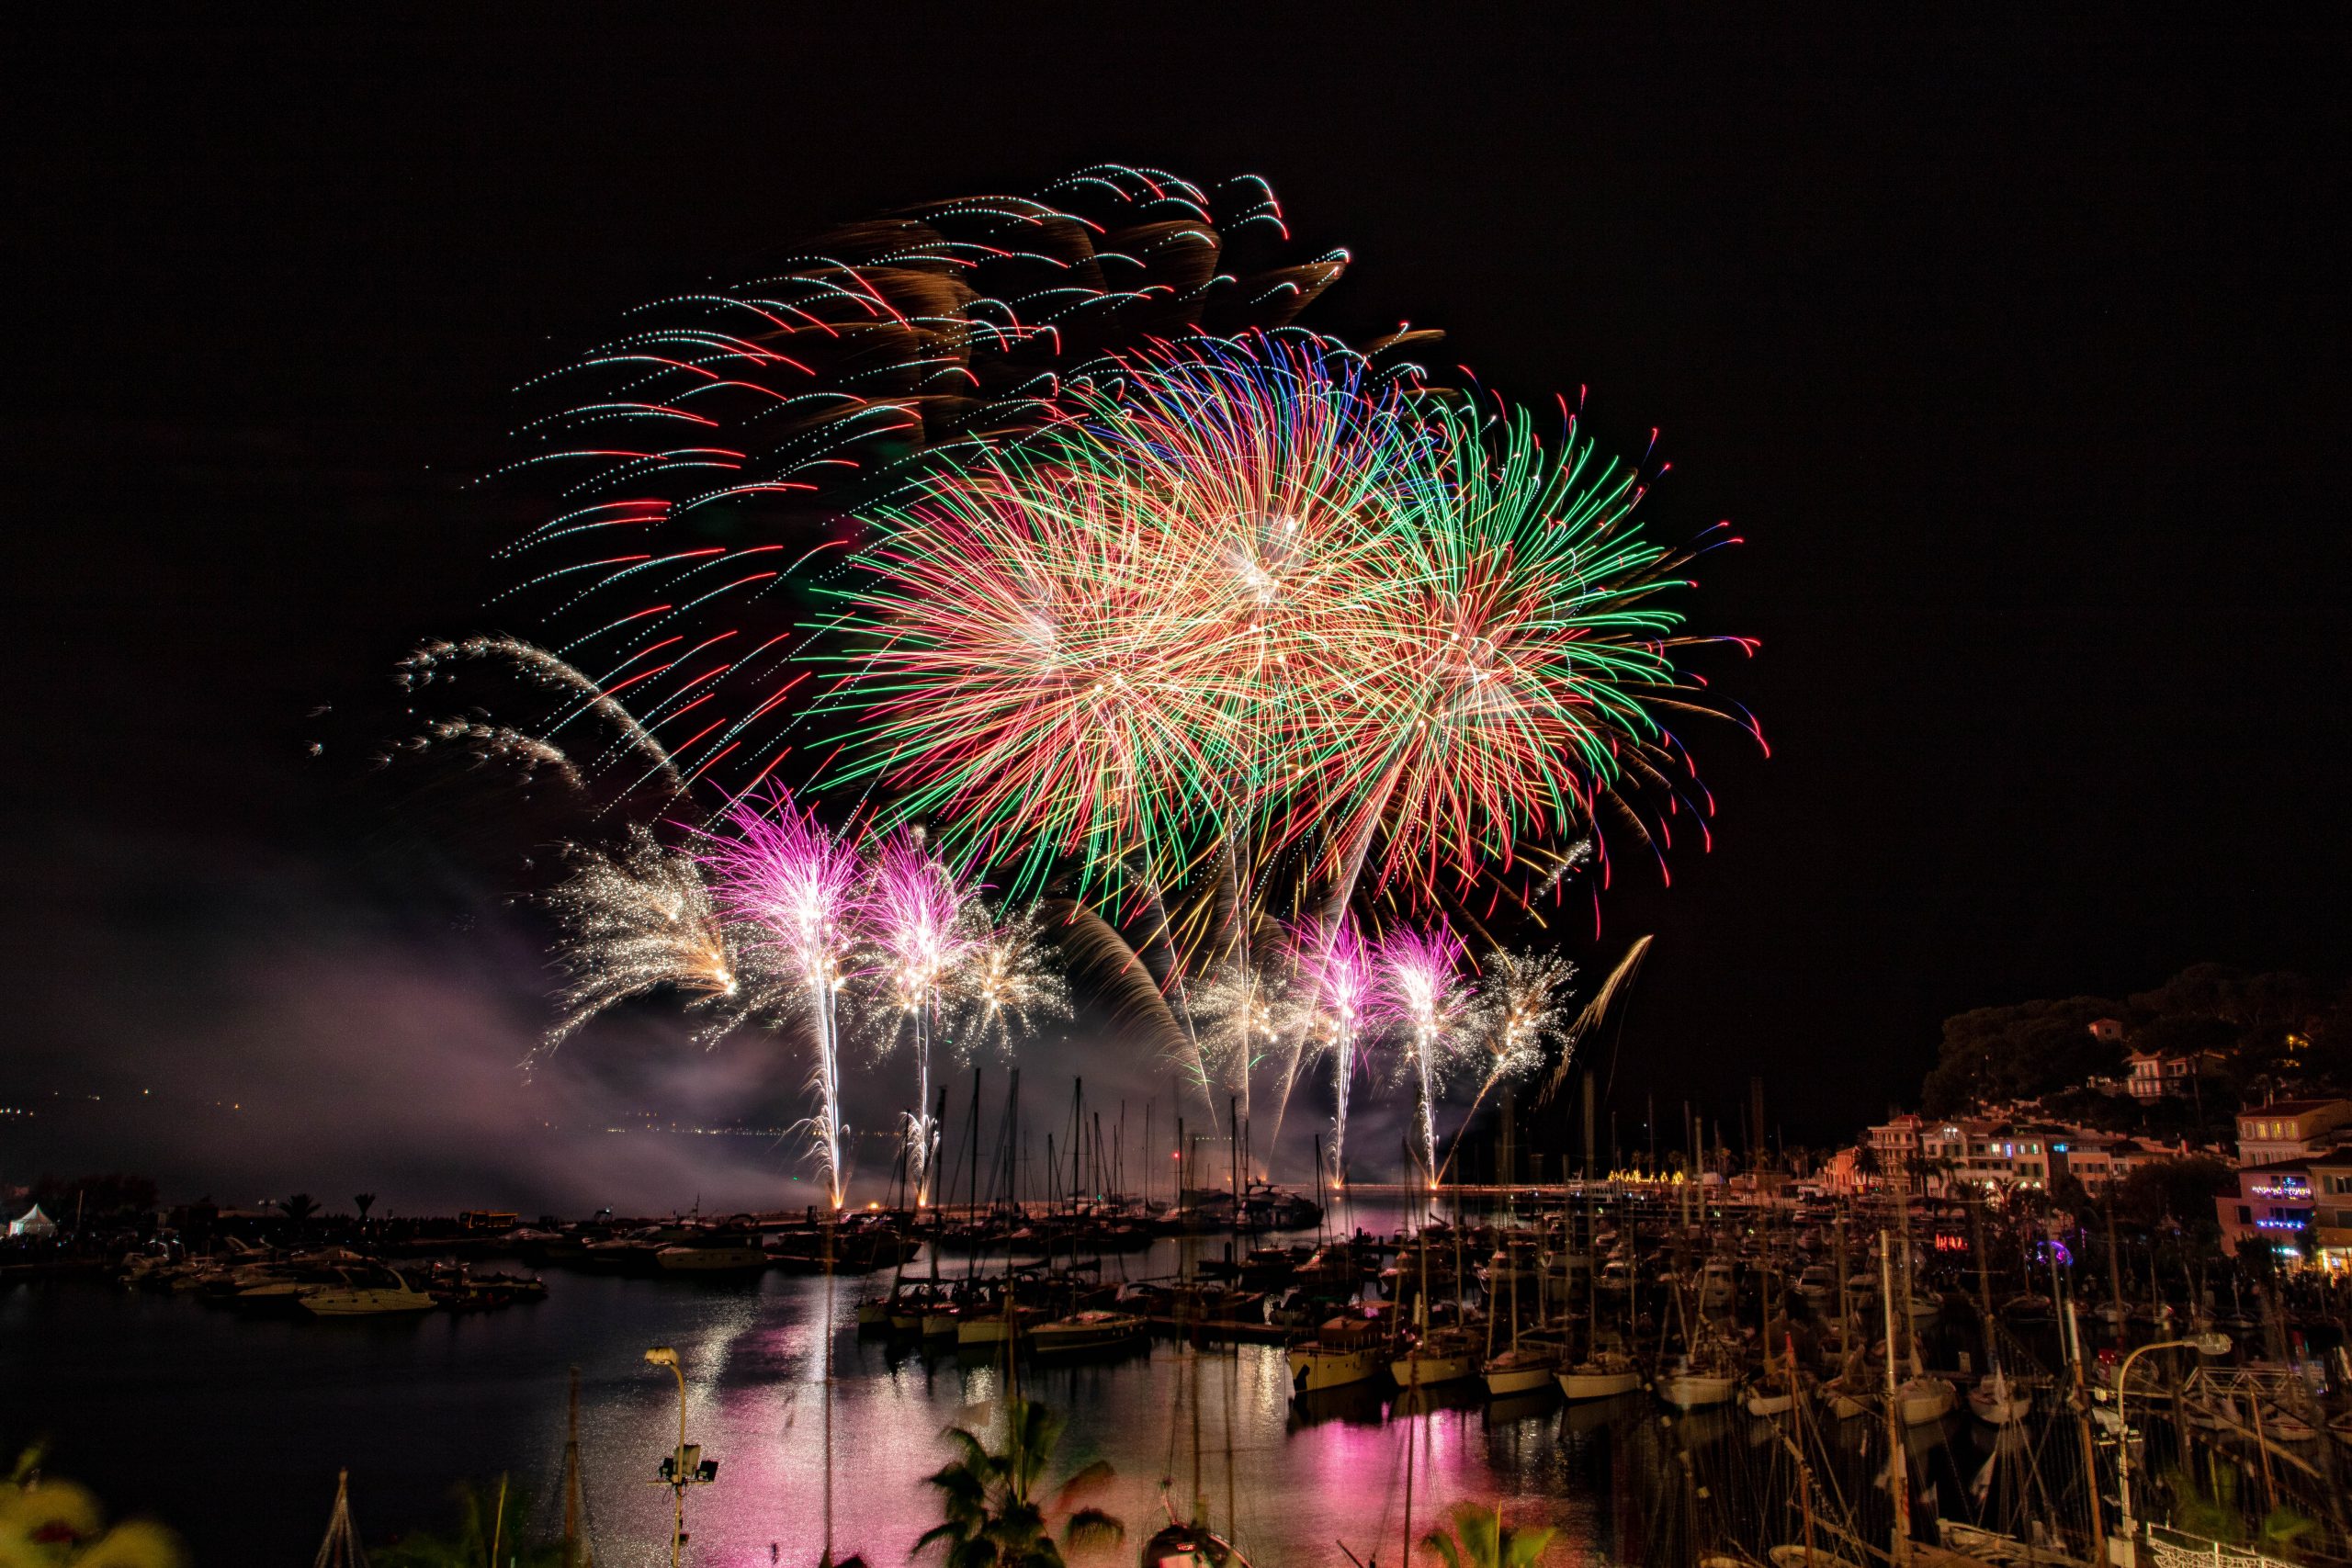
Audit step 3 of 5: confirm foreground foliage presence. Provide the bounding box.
[915,1398,1123,1568]
[1420,1502,1556,1568]
[1,1446,182,1568]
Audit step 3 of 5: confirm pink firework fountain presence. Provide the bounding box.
[863,829,976,1207]
[1289,917,1374,1189]
[700,792,864,1210]
[1375,923,1469,1195]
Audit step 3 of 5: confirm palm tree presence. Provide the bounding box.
[1420,1502,1555,1568]
[277,1192,319,1247]
[914,1398,1124,1568]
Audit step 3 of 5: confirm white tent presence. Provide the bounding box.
[8,1203,57,1236]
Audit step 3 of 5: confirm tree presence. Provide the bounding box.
[276,1193,319,1247]
[1921,996,2125,1115]
[2115,1156,2234,1257]
[914,1398,1123,1568]
[1420,1503,1555,1568]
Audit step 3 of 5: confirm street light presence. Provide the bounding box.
[645,1347,718,1568]
[2111,1332,2231,1566]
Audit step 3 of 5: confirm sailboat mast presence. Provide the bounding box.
[562,1365,587,1566]
[1881,1229,1912,1567]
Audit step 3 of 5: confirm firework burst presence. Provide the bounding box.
[860,829,978,1204]
[1375,923,1471,1189]
[697,792,865,1208]
[537,825,762,1055]
[1436,948,1577,1181]
[452,170,1754,1189]
[1279,915,1374,1186]
[950,902,1072,1058]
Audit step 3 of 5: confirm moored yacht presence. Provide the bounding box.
[1389,1325,1481,1389]
[301,1265,435,1316]
[1288,1315,1386,1394]
[1967,1366,2031,1426]
[1029,1309,1145,1355]
[1557,1351,1643,1401]
[1484,1335,1566,1398]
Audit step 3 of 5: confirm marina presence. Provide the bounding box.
[21,1178,2352,1566]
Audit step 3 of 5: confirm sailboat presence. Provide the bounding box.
[1481,1228,1565,1396]
[1966,1197,2030,1426]
[1389,1224,1478,1386]
[1557,1214,1641,1399]
[1657,1270,1736,1410]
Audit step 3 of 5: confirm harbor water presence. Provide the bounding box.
[5,1213,1631,1566]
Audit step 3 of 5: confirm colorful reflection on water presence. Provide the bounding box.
[2,1216,1674,1566]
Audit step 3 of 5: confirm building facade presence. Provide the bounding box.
[2216,1161,2312,1260]
[2236,1100,2352,1167]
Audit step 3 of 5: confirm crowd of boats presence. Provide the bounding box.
[119,1243,546,1316]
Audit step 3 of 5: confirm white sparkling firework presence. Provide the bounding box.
[949,903,1071,1059]
[538,827,775,1058]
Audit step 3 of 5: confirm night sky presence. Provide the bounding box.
[4,19,2344,1206]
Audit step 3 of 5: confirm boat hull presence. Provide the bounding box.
[1898,1379,1957,1426]
[303,1289,435,1316]
[1390,1352,1478,1387]
[957,1315,1018,1346]
[1485,1361,1561,1397]
[1289,1346,1385,1393]
[1557,1368,1642,1401]
[1968,1385,2031,1425]
[1658,1373,1736,1410]
[655,1247,768,1274]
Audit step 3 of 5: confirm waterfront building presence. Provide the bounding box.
[2307,1155,2352,1269]
[2216,1160,2313,1259]
[2047,1133,2185,1193]
[2235,1099,2352,1167]
[1866,1113,1924,1187]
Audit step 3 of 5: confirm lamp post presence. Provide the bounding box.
[645,1346,718,1568]
[2111,1332,2231,1566]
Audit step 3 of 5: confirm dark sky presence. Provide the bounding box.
[3,18,2345,1205]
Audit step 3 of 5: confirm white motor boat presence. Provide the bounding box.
[1745,1379,1802,1417]
[301,1266,435,1317]
[655,1241,768,1274]
[1557,1353,1643,1401]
